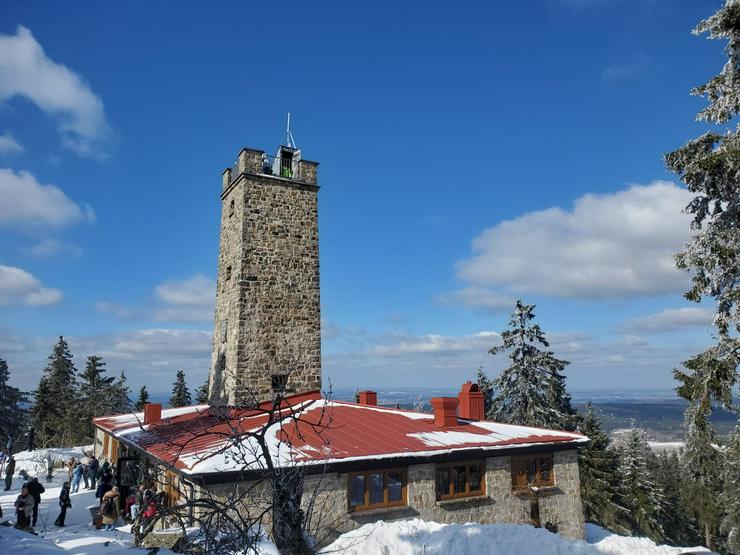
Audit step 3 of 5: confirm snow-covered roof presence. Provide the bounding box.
[93,391,587,476]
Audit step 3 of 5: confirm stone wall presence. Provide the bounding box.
[299,449,585,544]
[209,147,322,404]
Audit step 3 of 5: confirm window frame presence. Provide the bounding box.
[435,460,486,501]
[510,453,555,490]
[347,468,407,512]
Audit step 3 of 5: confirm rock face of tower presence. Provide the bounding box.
[209,146,321,405]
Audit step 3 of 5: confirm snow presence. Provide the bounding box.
[319,519,712,555]
[647,442,684,452]
[0,446,712,555]
[0,446,180,555]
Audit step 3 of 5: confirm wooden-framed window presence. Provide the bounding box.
[347,468,406,512]
[435,461,485,500]
[102,434,109,459]
[109,438,119,465]
[511,453,555,490]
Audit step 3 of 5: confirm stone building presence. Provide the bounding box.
[93,384,587,543]
[209,145,321,404]
[92,140,588,545]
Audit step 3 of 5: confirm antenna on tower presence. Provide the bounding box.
[284,112,296,149]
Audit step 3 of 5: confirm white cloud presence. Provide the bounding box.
[0,26,110,157]
[0,264,62,306]
[455,181,693,299]
[22,238,83,259]
[0,131,23,154]
[438,287,513,314]
[94,300,138,319]
[323,325,708,392]
[153,274,215,322]
[0,168,94,231]
[620,307,714,333]
[2,328,212,393]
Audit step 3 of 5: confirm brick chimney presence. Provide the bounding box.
[430,397,459,428]
[358,390,377,406]
[458,381,485,421]
[143,403,162,425]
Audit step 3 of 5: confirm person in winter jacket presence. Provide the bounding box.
[25,427,35,452]
[82,463,89,489]
[54,482,71,527]
[14,485,34,529]
[4,456,15,491]
[96,475,112,500]
[26,477,45,527]
[100,486,120,531]
[96,460,110,485]
[87,457,99,489]
[71,462,83,493]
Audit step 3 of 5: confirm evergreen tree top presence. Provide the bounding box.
[170,369,192,408]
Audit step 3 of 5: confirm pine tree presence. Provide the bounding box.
[0,358,28,441]
[169,369,191,407]
[135,386,150,411]
[578,403,627,532]
[487,300,576,428]
[31,337,78,447]
[616,428,665,542]
[195,375,210,404]
[651,450,701,547]
[476,366,494,418]
[77,355,115,441]
[665,4,740,548]
[110,371,132,413]
[719,426,740,554]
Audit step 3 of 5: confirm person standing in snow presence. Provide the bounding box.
[26,476,45,527]
[100,486,120,531]
[25,427,35,452]
[4,456,15,491]
[87,457,98,489]
[71,462,83,493]
[6,433,14,454]
[82,462,90,489]
[54,481,71,527]
[66,457,76,481]
[14,485,33,530]
[96,475,112,500]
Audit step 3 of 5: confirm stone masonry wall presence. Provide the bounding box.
[209,148,321,404]
[299,449,585,545]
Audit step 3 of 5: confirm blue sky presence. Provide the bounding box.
[0,0,724,396]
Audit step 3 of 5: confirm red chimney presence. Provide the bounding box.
[143,403,162,425]
[358,390,377,406]
[458,381,485,421]
[430,397,460,428]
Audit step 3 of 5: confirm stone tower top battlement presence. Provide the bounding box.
[222,147,319,192]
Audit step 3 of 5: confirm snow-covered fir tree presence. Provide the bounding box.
[653,450,700,547]
[475,366,494,417]
[169,369,191,407]
[578,403,627,533]
[135,385,150,411]
[31,336,78,447]
[0,357,28,441]
[486,299,576,429]
[719,426,740,553]
[616,428,665,542]
[665,2,740,548]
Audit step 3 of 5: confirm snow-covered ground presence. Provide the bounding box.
[1,446,711,555]
[319,520,711,555]
[0,446,177,555]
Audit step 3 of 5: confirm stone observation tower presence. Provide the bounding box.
[208,142,321,405]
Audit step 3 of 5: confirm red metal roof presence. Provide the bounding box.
[93,392,586,475]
